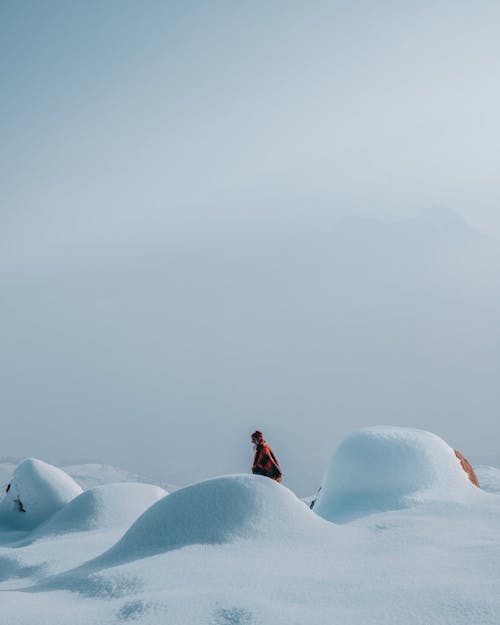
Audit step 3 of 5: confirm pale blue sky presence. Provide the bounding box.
[1,2,500,493]
[3,1,500,242]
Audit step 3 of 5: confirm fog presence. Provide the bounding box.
[2,2,500,494]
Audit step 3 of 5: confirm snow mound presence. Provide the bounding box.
[475,465,500,494]
[314,427,479,523]
[87,474,318,568]
[0,458,82,530]
[28,483,167,539]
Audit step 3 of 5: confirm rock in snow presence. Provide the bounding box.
[314,426,481,523]
[454,449,480,487]
[0,458,82,530]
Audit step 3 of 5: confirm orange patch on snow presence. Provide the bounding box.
[454,450,480,488]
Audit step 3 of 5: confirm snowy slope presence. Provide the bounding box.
[29,482,167,540]
[476,465,500,493]
[0,429,499,625]
[314,426,479,523]
[60,474,326,575]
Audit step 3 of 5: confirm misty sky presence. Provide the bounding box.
[1,1,500,494]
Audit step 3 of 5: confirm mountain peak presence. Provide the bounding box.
[415,207,470,230]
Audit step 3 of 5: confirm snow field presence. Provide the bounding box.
[0,427,499,624]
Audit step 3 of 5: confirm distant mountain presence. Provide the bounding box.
[410,206,478,231]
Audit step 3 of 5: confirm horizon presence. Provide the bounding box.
[2,208,499,495]
[2,2,500,495]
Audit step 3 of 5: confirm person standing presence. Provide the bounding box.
[251,430,282,482]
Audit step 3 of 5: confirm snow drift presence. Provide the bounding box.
[0,458,82,530]
[475,465,500,494]
[314,427,480,523]
[28,483,167,539]
[75,474,322,570]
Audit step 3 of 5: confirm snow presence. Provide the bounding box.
[0,458,82,530]
[314,426,480,523]
[61,463,147,489]
[28,482,167,540]
[61,463,176,492]
[79,474,324,570]
[0,461,176,492]
[0,431,499,624]
[476,465,500,493]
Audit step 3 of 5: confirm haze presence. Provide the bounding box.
[1,1,500,494]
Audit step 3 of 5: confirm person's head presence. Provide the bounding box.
[251,430,264,445]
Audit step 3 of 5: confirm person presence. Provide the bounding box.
[251,430,282,482]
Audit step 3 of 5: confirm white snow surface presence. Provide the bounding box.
[0,458,82,530]
[314,426,479,522]
[0,429,499,624]
[81,474,324,570]
[28,482,167,540]
[476,465,500,493]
